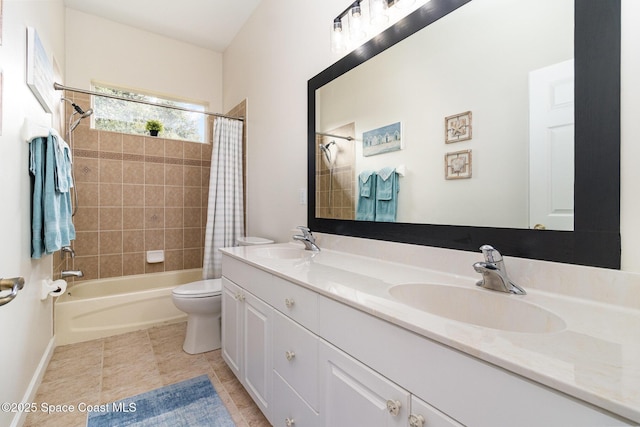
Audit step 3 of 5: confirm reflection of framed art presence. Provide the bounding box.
[445,149,472,179]
[445,111,472,143]
[362,122,402,157]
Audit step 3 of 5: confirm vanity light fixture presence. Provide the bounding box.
[331,0,430,53]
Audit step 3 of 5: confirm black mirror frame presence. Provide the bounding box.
[308,0,620,269]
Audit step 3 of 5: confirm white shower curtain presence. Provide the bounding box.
[203,117,245,279]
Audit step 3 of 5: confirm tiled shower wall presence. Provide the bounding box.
[315,123,356,220]
[58,92,247,282]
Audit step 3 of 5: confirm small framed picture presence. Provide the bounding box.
[445,111,472,143]
[445,149,472,180]
[362,122,402,157]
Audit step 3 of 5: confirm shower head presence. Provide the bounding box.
[62,98,94,132]
[319,141,336,164]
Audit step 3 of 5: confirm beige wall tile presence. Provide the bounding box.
[100,231,123,255]
[99,159,123,183]
[123,230,144,253]
[123,184,144,207]
[123,207,144,230]
[122,134,145,155]
[99,183,123,206]
[100,131,123,153]
[123,161,144,184]
[145,163,164,185]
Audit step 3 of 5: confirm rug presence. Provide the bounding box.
[87,375,235,427]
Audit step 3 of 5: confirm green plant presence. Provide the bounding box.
[145,119,164,132]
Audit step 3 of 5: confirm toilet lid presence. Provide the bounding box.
[237,236,275,246]
[172,279,222,297]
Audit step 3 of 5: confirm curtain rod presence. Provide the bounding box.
[53,83,244,122]
[316,132,354,141]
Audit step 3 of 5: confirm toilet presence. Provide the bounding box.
[237,236,274,246]
[172,279,222,354]
[172,237,274,354]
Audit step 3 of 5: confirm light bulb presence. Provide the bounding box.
[370,0,389,25]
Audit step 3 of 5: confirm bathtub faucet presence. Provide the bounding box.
[61,270,84,278]
[61,246,75,258]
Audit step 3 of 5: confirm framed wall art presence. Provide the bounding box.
[362,122,402,156]
[445,149,472,180]
[445,111,472,143]
[26,27,55,113]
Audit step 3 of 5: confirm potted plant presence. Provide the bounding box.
[145,120,164,137]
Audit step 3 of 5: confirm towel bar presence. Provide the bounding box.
[0,277,25,306]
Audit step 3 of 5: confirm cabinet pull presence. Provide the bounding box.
[285,350,296,361]
[386,399,401,416]
[409,414,426,427]
[235,292,245,301]
[285,417,295,426]
[284,298,295,308]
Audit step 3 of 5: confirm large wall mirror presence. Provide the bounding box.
[308,0,620,269]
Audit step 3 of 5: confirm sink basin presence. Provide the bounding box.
[389,283,565,334]
[253,247,313,260]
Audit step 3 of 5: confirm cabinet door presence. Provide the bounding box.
[221,278,242,378]
[319,341,409,427]
[243,291,273,420]
[409,395,463,427]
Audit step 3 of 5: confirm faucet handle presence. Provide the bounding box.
[296,226,312,238]
[480,244,502,263]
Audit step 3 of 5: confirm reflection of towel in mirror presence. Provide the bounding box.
[30,133,76,258]
[356,170,376,221]
[375,167,399,222]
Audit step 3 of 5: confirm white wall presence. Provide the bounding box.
[0,1,65,426]
[226,0,640,271]
[620,0,640,272]
[222,0,346,243]
[65,8,223,111]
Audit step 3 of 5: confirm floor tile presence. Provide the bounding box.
[26,321,268,426]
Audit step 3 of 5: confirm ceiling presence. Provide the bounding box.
[63,0,262,52]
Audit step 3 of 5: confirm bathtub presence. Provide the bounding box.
[55,269,203,345]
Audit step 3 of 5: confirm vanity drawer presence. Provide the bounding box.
[272,371,320,427]
[273,310,319,410]
[268,275,318,331]
[222,255,273,296]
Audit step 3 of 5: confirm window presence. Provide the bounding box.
[92,84,208,143]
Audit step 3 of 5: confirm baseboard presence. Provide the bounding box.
[10,336,56,427]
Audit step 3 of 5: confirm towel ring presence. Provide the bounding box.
[0,277,25,306]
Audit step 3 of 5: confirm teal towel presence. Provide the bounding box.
[30,133,76,258]
[53,138,73,192]
[356,170,376,221]
[375,167,399,222]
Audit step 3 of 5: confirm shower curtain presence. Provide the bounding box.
[203,117,245,279]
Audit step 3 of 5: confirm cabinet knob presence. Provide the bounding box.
[386,399,401,416]
[238,293,246,301]
[285,350,296,361]
[409,414,426,427]
[285,417,295,426]
[284,298,295,308]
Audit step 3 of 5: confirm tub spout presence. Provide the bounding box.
[61,270,84,278]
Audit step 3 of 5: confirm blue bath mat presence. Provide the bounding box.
[87,375,234,427]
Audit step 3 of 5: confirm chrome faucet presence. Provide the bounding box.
[61,246,75,258]
[293,226,320,251]
[473,245,526,295]
[61,270,84,278]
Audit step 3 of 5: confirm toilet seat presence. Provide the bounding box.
[172,279,222,298]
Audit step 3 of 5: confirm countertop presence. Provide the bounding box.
[220,243,640,423]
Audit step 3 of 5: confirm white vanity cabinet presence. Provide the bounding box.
[221,254,631,427]
[221,277,273,420]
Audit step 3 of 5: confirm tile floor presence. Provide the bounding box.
[24,322,271,427]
